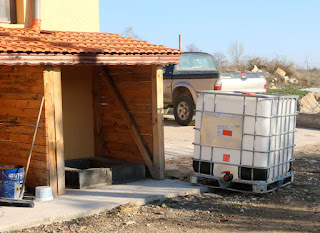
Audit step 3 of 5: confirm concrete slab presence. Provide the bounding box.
[0,179,208,232]
[301,88,320,93]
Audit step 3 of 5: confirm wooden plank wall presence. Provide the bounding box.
[0,66,49,190]
[99,65,153,164]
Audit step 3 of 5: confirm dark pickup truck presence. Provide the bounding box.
[163,52,266,125]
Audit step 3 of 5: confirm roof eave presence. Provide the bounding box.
[0,53,180,66]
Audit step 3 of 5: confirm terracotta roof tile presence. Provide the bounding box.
[0,27,180,55]
[0,27,181,65]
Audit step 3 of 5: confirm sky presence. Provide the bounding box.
[100,0,320,68]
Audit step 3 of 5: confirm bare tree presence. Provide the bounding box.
[304,56,310,70]
[122,27,142,40]
[228,40,244,65]
[212,52,226,69]
[186,43,202,52]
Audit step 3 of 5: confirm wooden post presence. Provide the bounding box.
[152,65,165,179]
[44,66,57,196]
[44,66,65,196]
[52,66,65,195]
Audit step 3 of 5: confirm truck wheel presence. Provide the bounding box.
[173,95,195,126]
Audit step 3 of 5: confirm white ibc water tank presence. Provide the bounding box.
[193,91,298,184]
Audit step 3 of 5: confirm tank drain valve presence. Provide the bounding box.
[222,171,233,182]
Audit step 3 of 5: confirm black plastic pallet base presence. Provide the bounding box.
[190,173,293,193]
[192,160,293,182]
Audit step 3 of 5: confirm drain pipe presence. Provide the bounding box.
[31,0,41,31]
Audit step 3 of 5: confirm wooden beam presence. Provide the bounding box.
[152,65,165,179]
[93,68,103,157]
[43,66,65,196]
[52,66,65,195]
[101,66,156,178]
[0,53,180,66]
[43,66,57,196]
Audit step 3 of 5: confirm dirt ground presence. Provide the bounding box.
[11,118,320,233]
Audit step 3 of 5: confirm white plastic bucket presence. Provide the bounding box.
[35,186,53,201]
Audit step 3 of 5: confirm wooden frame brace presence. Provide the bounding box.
[101,66,157,178]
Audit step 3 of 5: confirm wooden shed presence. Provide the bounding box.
[0,27,180,196]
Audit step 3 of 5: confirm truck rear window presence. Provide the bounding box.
[175,55,217,72]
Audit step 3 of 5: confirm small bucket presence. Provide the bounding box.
[0,165,25,199]
[35,186,53,201]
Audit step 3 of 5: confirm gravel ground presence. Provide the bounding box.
[9,117,320,233]
[13,155,320,233]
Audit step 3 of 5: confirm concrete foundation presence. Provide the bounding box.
[65,157,145,189]
[297,112,320,129]
[0,179,208,232]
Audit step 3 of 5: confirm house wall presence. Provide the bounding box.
[25,0,99,32]
[40,0,100,32]
[99,66,153,164]
[1,0,100,32]
[61,66,95,160]
[0,66,49,189]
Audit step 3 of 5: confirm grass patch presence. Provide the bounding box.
[71,217,85,224]
[267,89,309,100]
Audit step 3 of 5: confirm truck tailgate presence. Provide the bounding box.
[219,72,266,92]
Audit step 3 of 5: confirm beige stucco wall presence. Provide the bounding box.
[1,0,99,32]
[40,0,99,32]
[61,66,95,160]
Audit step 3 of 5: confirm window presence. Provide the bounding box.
[0,0,16,24]
[174,54,217,72]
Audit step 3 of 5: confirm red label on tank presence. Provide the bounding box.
[223,154,230,162]
[222,130,232,136]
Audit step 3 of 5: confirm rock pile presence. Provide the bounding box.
[251,65,262,73]
[273,67,298,85]
[250,65,299,89]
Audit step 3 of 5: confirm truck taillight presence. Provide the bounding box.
[264,84,267,89]
[214,84,222,90]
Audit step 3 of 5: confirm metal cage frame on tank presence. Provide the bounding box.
[190,91,299,193]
